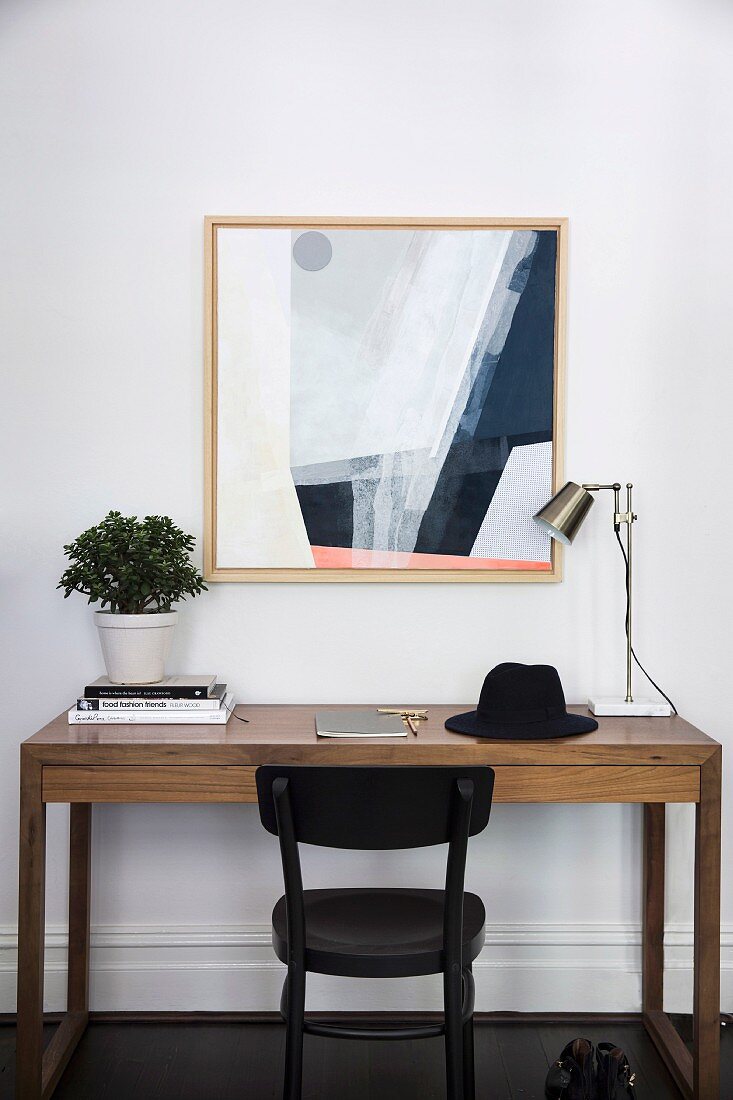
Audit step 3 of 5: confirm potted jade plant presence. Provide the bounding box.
[58,511,207,684]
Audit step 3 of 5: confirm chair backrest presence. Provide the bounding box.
[256,765,494,849]
[257,765,495,978]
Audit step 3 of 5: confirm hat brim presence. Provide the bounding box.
[444,709,598,740]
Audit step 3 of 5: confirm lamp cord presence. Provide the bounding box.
[614,529,678,715]
[226,706,249,723]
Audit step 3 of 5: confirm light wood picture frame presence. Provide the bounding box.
[204,217,567,582]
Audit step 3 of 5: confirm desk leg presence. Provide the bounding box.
[642,803,665,1014]
[16,751,46,1099]
[17,766,91,1100]
[642,801,693,1100]
[36,806,92,1099]
[67,805,91,1014]
[693,749,721,1100]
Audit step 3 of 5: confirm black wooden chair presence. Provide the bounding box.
[256,764,495,1100]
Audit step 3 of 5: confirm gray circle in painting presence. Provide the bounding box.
[293,231,333,271]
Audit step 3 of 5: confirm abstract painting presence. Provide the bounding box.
[205,218,566,581]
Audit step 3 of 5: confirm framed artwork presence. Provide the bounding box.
[204,217,567,582]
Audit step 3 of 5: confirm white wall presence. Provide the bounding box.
[1,0,731,1013]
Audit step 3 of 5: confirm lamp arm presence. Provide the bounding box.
[581,483,637,525]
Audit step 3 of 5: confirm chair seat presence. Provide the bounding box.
[272,888,486,978]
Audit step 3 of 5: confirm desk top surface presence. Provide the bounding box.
[23,705,720,767]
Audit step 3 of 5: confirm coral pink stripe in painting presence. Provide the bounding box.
[310,547,552,570]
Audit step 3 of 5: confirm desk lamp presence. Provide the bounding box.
[534,481,674,717]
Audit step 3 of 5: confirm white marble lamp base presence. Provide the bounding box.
[588,696,673,717]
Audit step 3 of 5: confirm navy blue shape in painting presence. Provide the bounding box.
[413,230,557,556]
[472,231,556,442]
[295,481,354,549]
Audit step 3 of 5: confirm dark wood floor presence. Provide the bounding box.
[1,1015,730,1098]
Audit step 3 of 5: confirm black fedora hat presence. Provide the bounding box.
[446,663,598,740]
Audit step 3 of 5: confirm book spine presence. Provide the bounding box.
[84,686,212,699]
[68,708,231,724]
[76,697,221,712]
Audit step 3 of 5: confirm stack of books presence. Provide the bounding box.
[68,676,234,724]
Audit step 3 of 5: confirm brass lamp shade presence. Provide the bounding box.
[534,481,594,545]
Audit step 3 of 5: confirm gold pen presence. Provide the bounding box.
[377,708,428,719]
[377,708,427,736]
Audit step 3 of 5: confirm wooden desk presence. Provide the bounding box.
[17,706,721,1099]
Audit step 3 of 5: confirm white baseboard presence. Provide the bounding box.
[1,922,731,1014]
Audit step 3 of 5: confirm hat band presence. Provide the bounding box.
[477,704,567,725]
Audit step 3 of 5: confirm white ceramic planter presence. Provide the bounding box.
[95,611,177,684]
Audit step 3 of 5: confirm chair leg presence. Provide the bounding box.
[283,964,306,1100]
[462,967,475,1100]
[444,964,464,1100]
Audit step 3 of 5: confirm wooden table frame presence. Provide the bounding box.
[16,706,722,1099]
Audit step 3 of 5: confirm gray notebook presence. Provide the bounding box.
[315,709,407,738]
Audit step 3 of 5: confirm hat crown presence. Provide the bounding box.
[477,663,567,722]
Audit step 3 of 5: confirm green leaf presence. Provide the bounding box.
[57,512,206,614]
